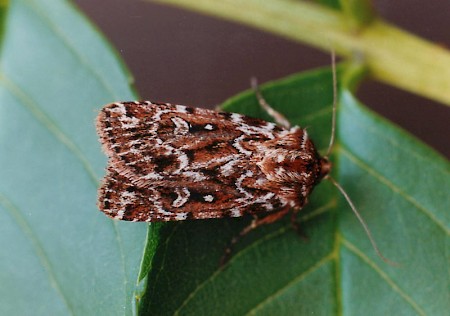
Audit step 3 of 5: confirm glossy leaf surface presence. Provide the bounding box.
[0,1,147,315]
[139,67,449,315]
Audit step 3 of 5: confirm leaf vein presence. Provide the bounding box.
[0,74,99,186]
[0,76,130,310]
[342,238,427,315]
[244,254,334,315]
[172,202,335,315]
[0,194,75,315]
[341,148,449,235]
[25,0,122,100]
[344,100,450,175]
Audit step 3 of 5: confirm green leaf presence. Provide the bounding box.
[139,66,450,315]
[337,91,449,315]
[0,0,147,314]
[0,0,7,45]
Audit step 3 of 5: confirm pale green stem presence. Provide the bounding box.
[154,0,450,107]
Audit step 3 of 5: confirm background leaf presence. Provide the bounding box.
[0,0,147,314]
[139,66,450,315]
[1,0,447,315]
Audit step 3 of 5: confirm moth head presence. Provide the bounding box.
[318,156,332,181]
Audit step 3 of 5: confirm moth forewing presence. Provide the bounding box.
[97,101,327,223]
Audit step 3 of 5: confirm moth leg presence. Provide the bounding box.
[220,206,290,267]
[290,209,308,241]
[251,77,291,129]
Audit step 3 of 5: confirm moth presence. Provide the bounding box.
[97,59,392,265]
[97,99,330,224]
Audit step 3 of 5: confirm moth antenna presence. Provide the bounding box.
[325,50,337,157]
[327,176,399,266]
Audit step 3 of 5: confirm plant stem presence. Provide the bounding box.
[155,0,450,107]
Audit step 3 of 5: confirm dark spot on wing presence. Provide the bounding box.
[126,186,137,192]
[218,112,233,119]
[205,141,221,151]
[153,155,177,172]
[242,116,266,127]
[184,149,195,161]
[188,123,217,132]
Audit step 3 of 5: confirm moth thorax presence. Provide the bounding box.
[258,149,322,184]
[319,156,332,180]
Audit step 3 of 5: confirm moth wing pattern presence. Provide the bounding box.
[97,101,303,222]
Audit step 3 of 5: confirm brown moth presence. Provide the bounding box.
[96,56,393,265]
[97,100,330,224]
